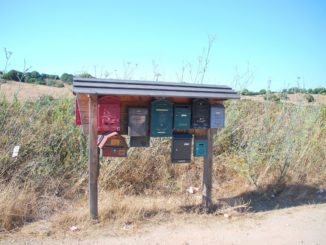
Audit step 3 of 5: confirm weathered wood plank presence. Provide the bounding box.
[202,128,218,211]
[88,95,99,220]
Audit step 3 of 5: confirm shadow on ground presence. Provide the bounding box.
[180,184,326,214]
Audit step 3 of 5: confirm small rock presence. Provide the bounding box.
[70,226,79,232]
[224,213,231,218]
[186,186,199,194]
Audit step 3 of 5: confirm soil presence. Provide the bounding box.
[2,204,326,245]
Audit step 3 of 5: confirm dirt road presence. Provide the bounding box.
[2,204,326,245]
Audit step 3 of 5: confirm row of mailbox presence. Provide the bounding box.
[100,133,208,161]
[96,96,225,136]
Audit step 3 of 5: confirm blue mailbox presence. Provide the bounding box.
[194,136,208,157]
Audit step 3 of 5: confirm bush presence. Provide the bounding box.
[241,89,259,96]
[259,89,267,95]
[60,73,74,84]
[264,93,280,102]
[305,94,315,103]
[46,80,64,88]
[77,72,93,79]
[2,70,24,81]
[279,93,289,100]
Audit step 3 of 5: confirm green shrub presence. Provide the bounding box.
[46,80,64,87]
[305,94,315,103]
[264,93,280,102]
[76,72,93,78]
[259,89,267,95]
[2,70,23,81]
[60,73,73,84]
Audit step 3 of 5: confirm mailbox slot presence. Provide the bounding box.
[194,136,208,157]
[150,99,173,137]
[171,133,192,163]
[174,104,191,129]
[192,99,210,128]
[128,107,149,136]
[97,96,120,133]
[210,104,225,128]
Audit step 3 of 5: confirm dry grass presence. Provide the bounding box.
[0,184,37,231]
[242,93,326,105]
[0,80,72,102]
[0,85,325,235]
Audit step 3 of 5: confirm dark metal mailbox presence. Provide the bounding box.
[192,99,210,128]
[130,136,150,147]
[194,136,208,157]
[174,104,191,129]
[171,133,192,163]
[128,107,149,136]
[97,96,120,133]
[150,99,173,137]
[210,104,225,128]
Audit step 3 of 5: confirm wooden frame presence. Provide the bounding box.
[74,78,239,219]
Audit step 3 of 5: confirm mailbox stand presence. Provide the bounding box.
[74,78,239,219]
[202,128,217,210]
[88,95,99,219]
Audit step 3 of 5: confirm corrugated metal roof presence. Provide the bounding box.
[73,78,240,99]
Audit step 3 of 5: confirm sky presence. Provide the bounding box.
[0,0,325,91]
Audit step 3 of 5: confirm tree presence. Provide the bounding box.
[60,73,74,84]
[30,71,41,79]
[259,89,266,95]
[2,69,23,81]
[77,72,93,78]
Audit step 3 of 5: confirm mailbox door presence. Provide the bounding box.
[192,99,210,128]
[171,133,192,163]
[150,100,173,137]
[128,107,149,136]
[174,104,191,129]
[97,96,120,133]
[210,104,225,128]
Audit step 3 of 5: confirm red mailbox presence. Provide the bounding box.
[97,96,120,133]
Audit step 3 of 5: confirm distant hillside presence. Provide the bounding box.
[242,93,326,105]
[0,80,73,102]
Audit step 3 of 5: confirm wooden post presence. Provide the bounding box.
[88,95,99,220]
[202,128,217,211]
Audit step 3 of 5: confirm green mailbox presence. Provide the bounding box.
[174,104,191,129]
[150,99,173,137]
[194,136,208,157]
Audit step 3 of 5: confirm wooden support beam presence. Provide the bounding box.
[202,128,217,211]
[88,95,99,220]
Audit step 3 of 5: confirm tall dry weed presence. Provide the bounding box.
[0,94,325,231]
